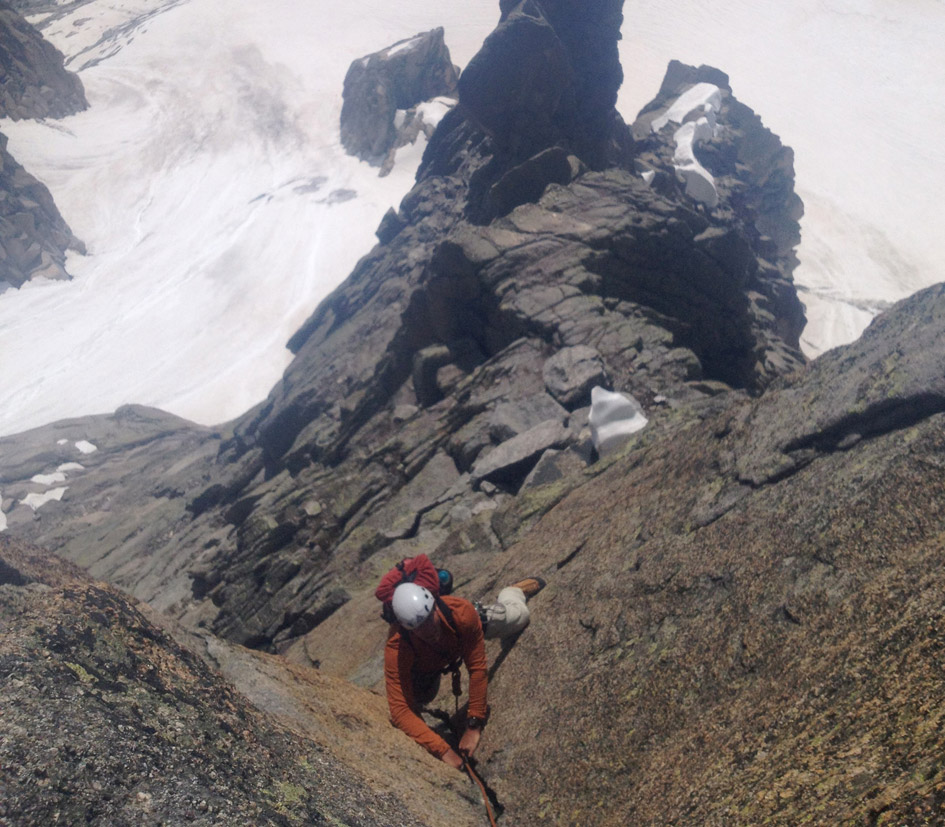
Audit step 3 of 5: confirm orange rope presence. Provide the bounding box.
[463,758,498,827]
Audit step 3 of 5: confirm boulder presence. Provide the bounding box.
[488,393,569,442]
[339,28,458,166]
[543,345,610,409]
[471,419,570,488]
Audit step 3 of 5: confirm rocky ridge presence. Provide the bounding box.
[0,0,86,286]
[1,0,808,654]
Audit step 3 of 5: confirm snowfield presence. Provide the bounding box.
[0,0,942,438]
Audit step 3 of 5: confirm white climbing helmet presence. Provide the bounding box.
[391,582,435,629]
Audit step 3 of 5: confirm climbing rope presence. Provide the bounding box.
[462,755,498,827]
[427,674,497,825]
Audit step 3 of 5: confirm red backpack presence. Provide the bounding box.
[375,554,453,623]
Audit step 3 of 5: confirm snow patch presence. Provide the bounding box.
[75,440,98,454]
[672,118,720,207]
[23,487,68,511]
[415,97,454,129]
[0,496,6,532]
[31,472,67,485]
[650,83,722,132]
[385,34,423,58]
[588,387,648,456]
[57,462,86,472]
[652,83,722,208]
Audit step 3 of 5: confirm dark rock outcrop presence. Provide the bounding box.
[0,0,86,285]
[340,27,458,171]
[0,131,85,285]
[461,0,625,170]
[0,0,87,120]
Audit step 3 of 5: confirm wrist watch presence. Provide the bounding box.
[466,716,485,730]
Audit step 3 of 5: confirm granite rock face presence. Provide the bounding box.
[0,0,86,286]
[340,27,458,171]
[462,0,625,170]
[474,285,945,824]
[0,536,482,826]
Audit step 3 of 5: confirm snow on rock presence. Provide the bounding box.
[385,34,424,58]
[31,472,67,485]
[589,387,648,456]
[650,82,722,132]
[0,496,6,532]
[651,83,722,208]
[22,487,67,511]
[57,462,85,472]
[75,440,97,454]
[414,96,454,129]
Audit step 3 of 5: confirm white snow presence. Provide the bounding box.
[385,34,424,58]
[415,97,454,129]
[588,387,648,455]
[57,462,86,472]
[0,0,942,438]
[672,119,719,207]
[650,82,721,132]
[31,472,67,485]
[75,440,98,454]
[23,487,68,511]
[651,83,721,206]
[0,496,6,532]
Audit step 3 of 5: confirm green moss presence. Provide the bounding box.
[267,780,307,816]
[64,662,94,684]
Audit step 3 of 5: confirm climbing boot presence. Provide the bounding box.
[509,577,546,599]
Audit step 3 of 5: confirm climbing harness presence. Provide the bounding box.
[462,755,498,827]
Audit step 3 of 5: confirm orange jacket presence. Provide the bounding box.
[384,595,488,758]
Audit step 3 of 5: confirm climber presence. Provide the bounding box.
[382,576,545,769]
